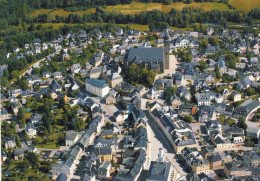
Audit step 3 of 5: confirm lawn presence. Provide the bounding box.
[229,0,260,12]
[34,126,65,149]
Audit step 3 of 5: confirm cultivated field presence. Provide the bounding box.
[31,1,260,19]
[105,2,231,14]
[229,0,260,11]
[31,2,232,18]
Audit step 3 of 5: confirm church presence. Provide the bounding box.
[124,32,170,73]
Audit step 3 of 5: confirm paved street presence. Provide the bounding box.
[155,55,178,80]
[145,111,186,180]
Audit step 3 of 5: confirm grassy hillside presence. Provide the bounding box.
[31,2,231,18]
[36,23,191,32]
[31,8,96,19]
[229,0,260,12]
[105,2,231,14]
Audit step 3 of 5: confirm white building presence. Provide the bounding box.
[65,131,82,146]
[233,93,241,102]
[25,123,37,138]
[85,78,109,97]
[71,63,81,74]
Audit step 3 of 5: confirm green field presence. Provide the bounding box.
[229,0,260,11]
[31,8,96,19]
[37,23,192,32]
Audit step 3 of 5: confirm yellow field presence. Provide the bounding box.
[229,0,260,11]
[31,2,232,18]
[105,2,230,14]
[37,23,192,32]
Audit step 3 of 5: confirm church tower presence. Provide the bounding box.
[164,29,170,69]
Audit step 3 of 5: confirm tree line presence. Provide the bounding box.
[33,7,258,28]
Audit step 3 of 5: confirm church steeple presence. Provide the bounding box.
[164,29,170,69]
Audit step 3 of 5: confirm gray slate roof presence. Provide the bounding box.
[126,47,164,63]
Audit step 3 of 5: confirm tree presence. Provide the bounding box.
[208,37,219,46]
[237,117,247,131]
[199,39,208,50]
[163,86,177,100]
[105,121,112,130]
[15,134,21,147]
[27,152,39,166]
[198,60,207,71]
[246,87,255,96]
[252,115,259,122]
[42,114,51,133]
[17,107,26,120]
[225,54,237,69]
[182,115,193,123]
[71,118,84,131]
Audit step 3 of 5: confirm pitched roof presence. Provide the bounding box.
[85,78,108,88]
[126,47,164,63]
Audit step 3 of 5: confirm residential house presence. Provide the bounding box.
[9,89,22,97]
[77,129,95,150]
[172,73,184,86]
[207,153,223,170]
[98,161,111,179]
[4,137,16,149]
[177,86,191,101]
[224,160,251,178]
[218,58,227,74]
[65,131,83,146]
[71,63,81,74]
[13,47,19,53]
[53,72,63,79]
[89,51,104,67]
[232,93,241,102]
[170,94,182,109]
[30,113,42,125]
[52,146,82,179]
[89,115,104,134]
[42,71,51,78]
[12,102,22,115]
[247,127,260,138]
[1,109,10,119]
[178,103,197,116]
[14,149,24,160]
[25,123,37,138]
[147,87,159,100]
[172,130,197,154]
[198,106,214,123]
[181,147,210,174]
[195,92,216,106]
[115,148,146,181]
[154,79,173,90]
[51,79,62,92]
[244,150,260,168]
